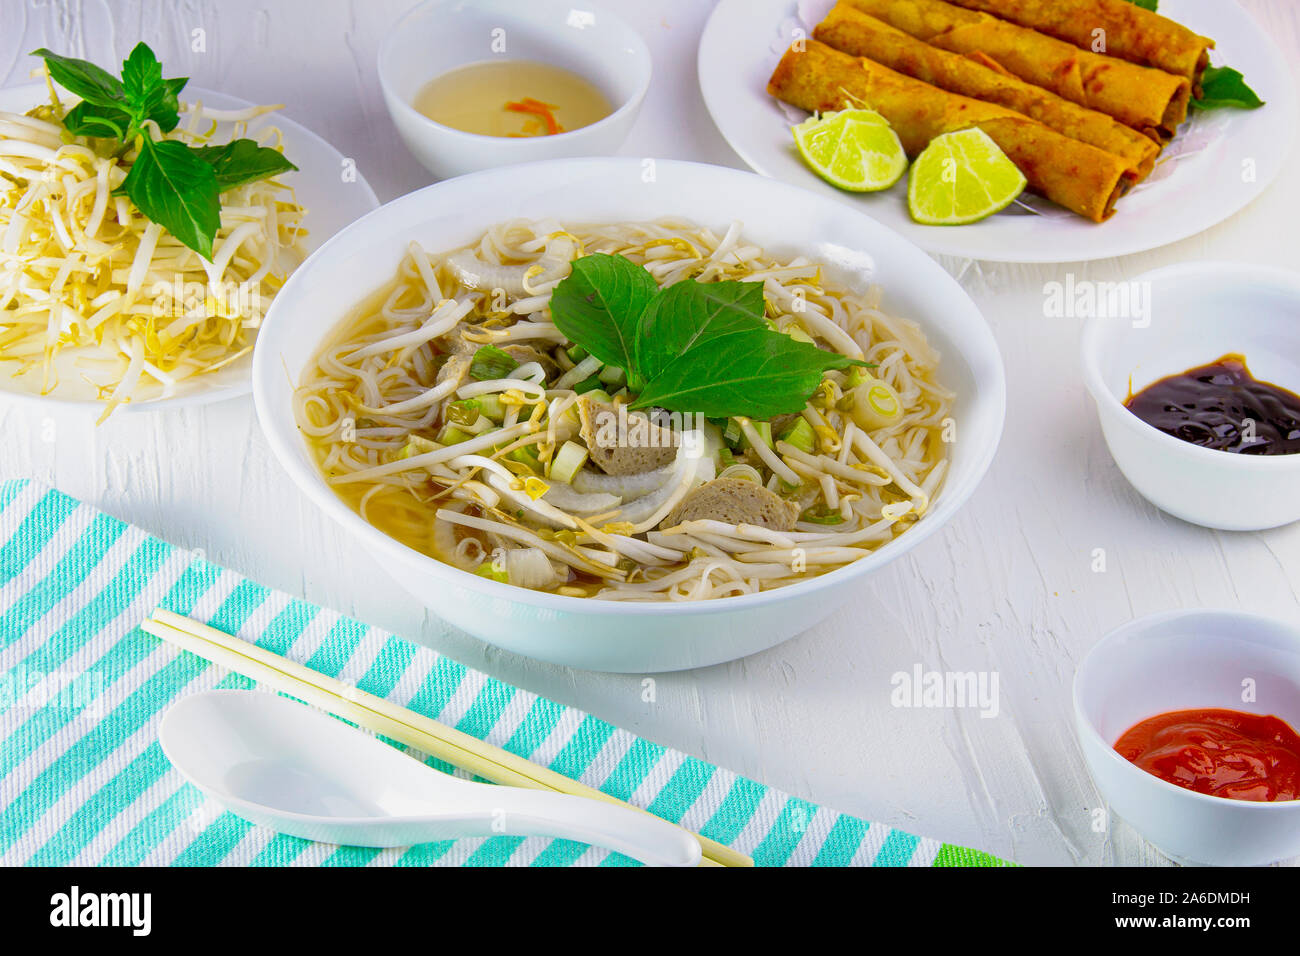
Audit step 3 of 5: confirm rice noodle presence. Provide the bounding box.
[294,218,952,601]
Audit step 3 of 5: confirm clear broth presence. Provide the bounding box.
[413,59,613,137]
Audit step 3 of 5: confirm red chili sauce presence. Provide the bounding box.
[1114,708,1300,802]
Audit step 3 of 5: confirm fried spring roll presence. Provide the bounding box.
[814,3,1159,180]
[944,0,1213,89]
[767,39,1133,222]
[842,0,1191,139]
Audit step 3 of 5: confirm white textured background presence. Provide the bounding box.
[1,0,1298,866]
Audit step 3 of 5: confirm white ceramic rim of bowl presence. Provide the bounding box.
[252,156,1007,620]
[1081,260,1300,474]
[1073,607,1300,812]
[0,81,380,416]
[376,0,652,149]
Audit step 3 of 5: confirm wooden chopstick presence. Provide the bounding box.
[143,608,751,868]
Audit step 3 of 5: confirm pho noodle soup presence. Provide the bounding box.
[294,219,952,602]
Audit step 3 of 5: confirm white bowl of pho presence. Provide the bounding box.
[253,159,1005,672]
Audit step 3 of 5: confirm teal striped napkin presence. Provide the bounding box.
[0,479,1010,867]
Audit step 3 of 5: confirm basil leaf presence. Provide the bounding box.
[553,253,866,418]
[62,100,130,139]
[1195,66,1265,110]
[633,333,863,419]
[191,139,298,192]
[1127,0,1157,11]
[161,76,188,126]
[121,42,163,105]
[146,75,189,133]
[34,43,285,262]
[122,138,221,260]
[549,254,659,386]
[120,41,180,132]
[635,278,768,384]
[31,48,125,107]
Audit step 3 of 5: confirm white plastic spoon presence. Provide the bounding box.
[159,689,701,867]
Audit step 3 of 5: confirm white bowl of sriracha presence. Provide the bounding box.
[1074,609,1300,866]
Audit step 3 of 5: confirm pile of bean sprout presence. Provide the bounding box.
[294,218,953,602]
[0,88,306,418]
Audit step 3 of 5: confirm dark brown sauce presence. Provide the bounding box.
[1124,354,1300,456]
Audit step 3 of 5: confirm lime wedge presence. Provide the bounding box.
[792,109,908,192]
[907,127,1027,225]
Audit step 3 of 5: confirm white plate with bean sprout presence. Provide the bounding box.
[0,81,379,418]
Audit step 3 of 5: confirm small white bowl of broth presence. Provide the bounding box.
[378,0,651,180]
[1081,262,1300,531]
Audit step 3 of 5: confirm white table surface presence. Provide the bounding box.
[3,0,1298,867]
